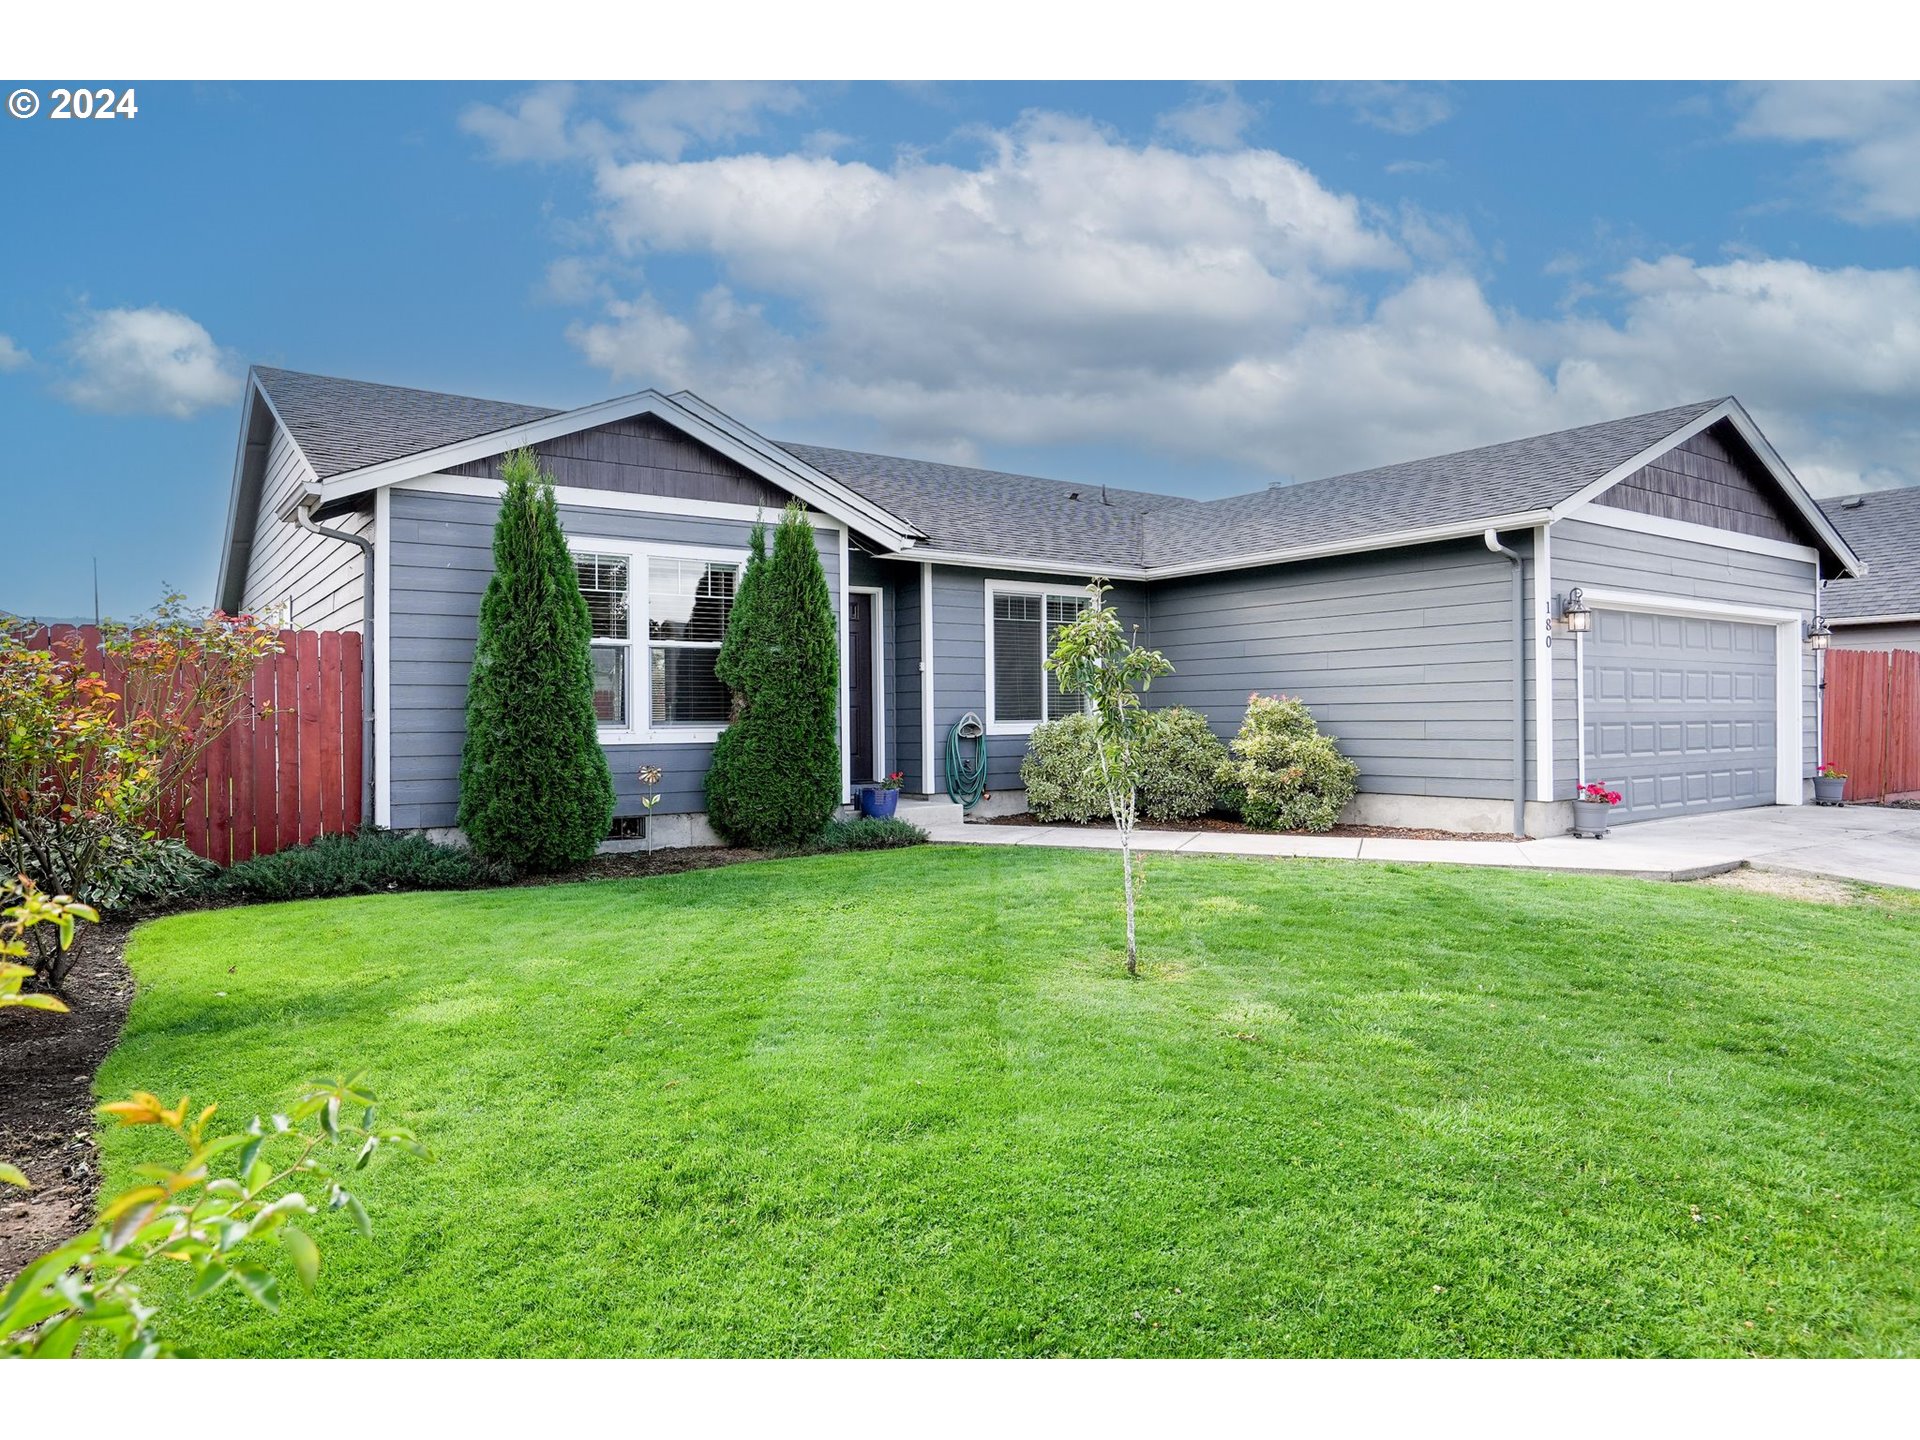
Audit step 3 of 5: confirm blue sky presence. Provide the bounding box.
[4,79,1919,619]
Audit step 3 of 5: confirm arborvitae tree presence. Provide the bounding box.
[457,448,615,870]
[704,503,841,847]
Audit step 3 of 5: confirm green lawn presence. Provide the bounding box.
[102,847,1920,1357]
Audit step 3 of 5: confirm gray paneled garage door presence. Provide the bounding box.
[1584,609,1777,821]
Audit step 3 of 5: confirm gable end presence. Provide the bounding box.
[444,413,792,510]
[1596,420,1805,545]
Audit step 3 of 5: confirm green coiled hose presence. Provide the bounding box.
[945,712,988,810]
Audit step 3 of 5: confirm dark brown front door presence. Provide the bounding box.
[848,592,875,782]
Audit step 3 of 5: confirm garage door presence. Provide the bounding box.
[1583,609,1777,822]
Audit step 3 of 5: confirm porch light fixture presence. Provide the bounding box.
[1807,616,1832,651]
[1558,587,1593,635]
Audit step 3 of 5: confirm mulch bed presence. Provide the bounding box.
[512,846,776,885]
[0,923,135,1287]
[978,811,1528,843]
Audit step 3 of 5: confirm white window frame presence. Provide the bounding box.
[983,579,1093,737]
[569,536,750,745]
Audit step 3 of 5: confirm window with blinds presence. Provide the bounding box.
[648,558,739,726]
[575,552,630,725]
[991,588,1088,727]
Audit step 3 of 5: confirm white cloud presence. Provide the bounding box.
[0,335,28,372]
[1322,83,1454,136]
[58,306,242,419]
[1735,81,1920,222]
[498,109,1920,495]
[461,81,807,164]
[1156,82,1259,150]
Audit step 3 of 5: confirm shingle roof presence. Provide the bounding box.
[254,367,559,479]
[777,442,1198,569]
[1821,486,1920,619]
[790,400,1726,571]
[248,366,1741,574]
[1141,401,1726,568]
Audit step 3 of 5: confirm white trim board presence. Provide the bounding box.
[395,472,844,530]
[920,563,936,796]
[1533,525,1553,804]
[372,486,393,828]
[848,585,886,785]
[1561,501,1821,564]
[1831,612,1920,627]
[1574,583,1805,806]
[838,527,851,804]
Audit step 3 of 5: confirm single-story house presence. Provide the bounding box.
[215,367,1864,840]
[1820,486,1920,650]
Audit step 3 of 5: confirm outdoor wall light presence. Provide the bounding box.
[1807,616,1832,651]
[1558,587,1593,635]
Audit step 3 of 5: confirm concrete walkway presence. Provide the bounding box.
[924,804,1920,889]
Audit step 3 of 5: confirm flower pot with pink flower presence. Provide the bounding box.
[1572,783,1622,837]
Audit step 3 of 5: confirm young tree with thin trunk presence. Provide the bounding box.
[1045,579,1172,976]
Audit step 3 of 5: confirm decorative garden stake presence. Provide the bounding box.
[1045,579,1172,977]
[638,766,664,851]
[1572,782,1622,838]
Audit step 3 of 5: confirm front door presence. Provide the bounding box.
[848,591,875,782]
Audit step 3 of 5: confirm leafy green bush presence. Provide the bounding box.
[86,830,218,915]
[704,504,842,848]
[1023,706,1228,824]
[1020,712,1107,823]
[1137,706,1230,822]
[807,817,928,852]
[1215,694,1358,833]
[218,830,511,903]
[2,1074,425,1358]
[457,448,615,872]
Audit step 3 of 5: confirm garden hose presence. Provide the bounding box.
[945,712,989,810]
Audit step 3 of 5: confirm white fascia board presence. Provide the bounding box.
[1561,502,1822,564]
[314,389,919,552]
[396,472,841,530]
[1831,612,1920,627]
[666,391,927,548]
[877,513,1553,582]
[213,376,264,609]
[1718,400,1866,578]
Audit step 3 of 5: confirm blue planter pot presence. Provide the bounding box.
[858,786,900,819]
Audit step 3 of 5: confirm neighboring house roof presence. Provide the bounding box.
[253,366,560,479]
[231,368,1863,583]
[1821,486,1920,621]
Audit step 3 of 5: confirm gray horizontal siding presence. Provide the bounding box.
[385,485,840,830]
[239,422,370,632]
[1150,539,1521,801]
[929,564,1150,794]
[1550,517,1816,799]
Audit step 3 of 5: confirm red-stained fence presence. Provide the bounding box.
[1823,648,1920,803]
[24,625,363,865]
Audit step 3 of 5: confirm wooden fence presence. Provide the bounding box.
[1823,648,1920,803]
[23,625,364,865]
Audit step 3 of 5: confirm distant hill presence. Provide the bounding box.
[0,608,95,629]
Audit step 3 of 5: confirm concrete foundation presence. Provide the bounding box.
[1340,792,1573,838]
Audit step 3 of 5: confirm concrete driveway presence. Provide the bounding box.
[929,803,1920,889]
[1523,803,1920,888]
